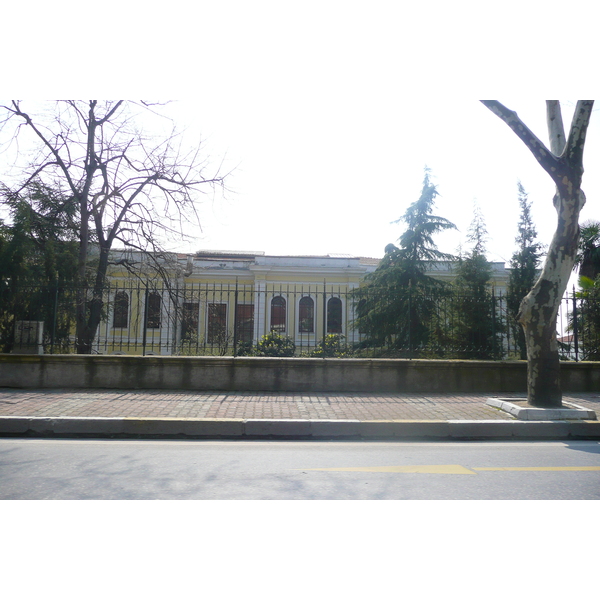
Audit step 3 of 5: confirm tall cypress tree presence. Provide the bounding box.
[453,205,503,359]
[506,182,543,359]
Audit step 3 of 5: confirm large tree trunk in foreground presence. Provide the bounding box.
[482,101,593,408]
[518,188,584,406]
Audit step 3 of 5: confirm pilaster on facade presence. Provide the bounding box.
[253,279,267,343]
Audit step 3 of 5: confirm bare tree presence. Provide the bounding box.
[481,100,594,407]
[0,100,228,353]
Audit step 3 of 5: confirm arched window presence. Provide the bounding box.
[146,292,161,329]
[271,296,286,333]
[299,296,314,333]
[113,291,129,328]
[327,297,342,333]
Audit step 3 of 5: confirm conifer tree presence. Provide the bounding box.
[506,182,543,359]
[353,168,456,354]
[453,205,503,359]
[0,181,80,352]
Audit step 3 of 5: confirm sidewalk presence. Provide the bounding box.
[1,388,599,439]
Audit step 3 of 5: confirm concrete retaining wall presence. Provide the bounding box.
[1,354,599,392]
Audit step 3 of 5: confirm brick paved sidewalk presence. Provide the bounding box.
[1,389,599,421]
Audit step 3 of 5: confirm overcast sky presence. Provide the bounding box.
[161,98,600,266]
[4,2,600,268]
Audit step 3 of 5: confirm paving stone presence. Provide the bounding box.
[0,389,598,439]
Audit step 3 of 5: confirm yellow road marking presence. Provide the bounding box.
[473,466,600,472]
[300,465,600,474]
[302,465,477,474]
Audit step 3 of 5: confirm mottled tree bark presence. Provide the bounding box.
[481,100,593,407]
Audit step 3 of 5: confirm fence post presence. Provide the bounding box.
[322,279,327,349]
[572,285,579,362]
[233,278,239,357]
[491,288,496,358]
[51,285,59,355]
[408,282,412,354]
[142,286,149,356]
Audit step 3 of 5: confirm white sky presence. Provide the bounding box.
[4,2,600,268]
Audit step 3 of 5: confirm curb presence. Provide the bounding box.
[486,398,597,421]
[1,416,600,440]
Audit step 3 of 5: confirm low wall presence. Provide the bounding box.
[1,354,599,393]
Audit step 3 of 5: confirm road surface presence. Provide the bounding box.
[1,438,599,499]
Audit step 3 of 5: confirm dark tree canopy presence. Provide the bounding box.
[576,220,600,281]
[0,180,79,287]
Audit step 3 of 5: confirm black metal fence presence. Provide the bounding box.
[1,281,598,360]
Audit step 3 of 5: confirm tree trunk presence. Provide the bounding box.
[481,100,593,408]
[518,188,583,407]
[75,244,110,354]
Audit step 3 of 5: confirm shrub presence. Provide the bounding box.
[235,341,254,356]
[254,331,296,357]
[310,334,351,358]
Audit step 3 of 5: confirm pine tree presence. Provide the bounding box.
[353,168,456,355]
[0,181,80,352]
[506,182,543,359]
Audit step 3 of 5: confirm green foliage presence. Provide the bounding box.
[506,183,543,359]
[254,331,296,357]
[310,334,352,357]
[391,167,457,265]
[569,275,600,360]
[451,209,503,359]
[352,168,456,355]
[235,341,254,356]
[576,220,600,281]
[0,181,81,352]
[0,180,79,287]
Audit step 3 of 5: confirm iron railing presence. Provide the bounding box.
[1,281,598,360]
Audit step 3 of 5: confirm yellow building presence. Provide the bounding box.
[99,249,510,356]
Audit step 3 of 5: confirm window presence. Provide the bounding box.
[207,303,227,343]
[113,291,129,328]
[327,297,342,333]
[182,302,199,339]
[146,292,161,329]
[236,304,254,343]
[270,296,286,333]
[299,296,314,333]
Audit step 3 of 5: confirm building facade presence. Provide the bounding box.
[97,249,510,356]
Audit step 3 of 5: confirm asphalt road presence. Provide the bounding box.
[1,438,599,499]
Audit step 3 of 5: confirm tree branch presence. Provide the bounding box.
[546,101,566,156]
[481,100,562,183]
[564,100,594,171]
